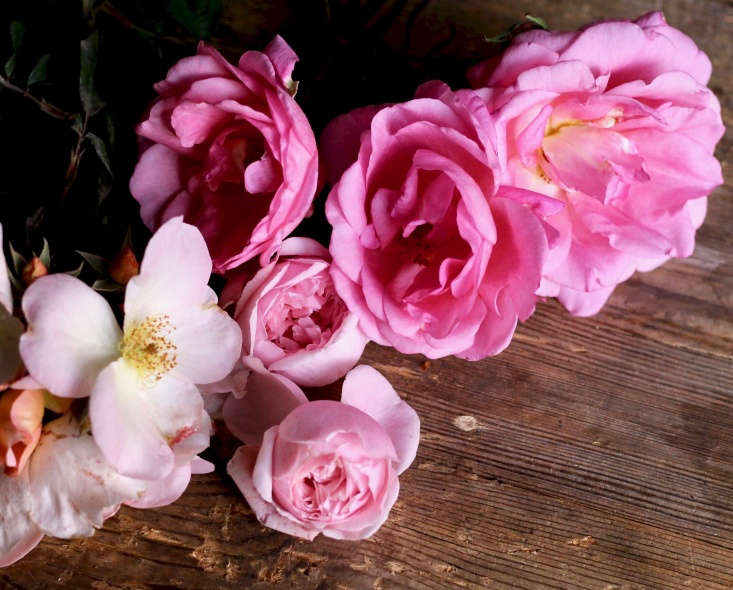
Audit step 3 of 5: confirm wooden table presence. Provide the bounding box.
[2,0,732,588]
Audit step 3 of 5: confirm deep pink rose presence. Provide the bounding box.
[469,12,724,315]
[225,237,368,387]
[130,36,319,271]
[322,82,560,359]
[226,365,419,540]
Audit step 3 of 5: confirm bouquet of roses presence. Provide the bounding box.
[0,11,722,566]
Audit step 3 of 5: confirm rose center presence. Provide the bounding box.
[204,125,265,190]
[264,279,346,352]
[120,314,178,381]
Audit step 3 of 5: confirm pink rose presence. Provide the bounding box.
[130,36,319,271]
[322,82,560,359]
[469,12,724,315]
[225,237,368,387]
[226,365,419,540]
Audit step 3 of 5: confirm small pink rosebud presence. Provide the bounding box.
[21,258,47,286]
[109,245,139,285]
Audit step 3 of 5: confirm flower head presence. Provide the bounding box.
[19,217,242,479]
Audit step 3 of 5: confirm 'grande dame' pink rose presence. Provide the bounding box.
[226,237,368,387]
[469,12,724,315]
[130,36,319,271]
[323,82,560,359]
[226,366,419,540]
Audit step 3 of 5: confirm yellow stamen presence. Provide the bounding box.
[120,314,177,381]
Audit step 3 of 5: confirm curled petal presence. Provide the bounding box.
[228,445,317,540]
[223,370,306,445]
[340,366,420,474]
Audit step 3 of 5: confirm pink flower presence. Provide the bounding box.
[468,12,724,315]
[226,237,368,386]
[322,82,559,359]
[226,365,419,540]
[129,36,319,272]
[19,217,241,480]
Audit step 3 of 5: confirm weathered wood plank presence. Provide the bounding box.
[2,0,732,588]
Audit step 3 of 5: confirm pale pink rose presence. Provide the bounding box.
[20,217,241,481]
[0,414,146,567]
[129,36,319,271]
[0,407,214,567]
[226,365,420,540]
[322,82,560,359]
[468,12,724,315]
[226,237,368,387]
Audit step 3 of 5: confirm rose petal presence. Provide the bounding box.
[89,360,203,480]
[223,370,306,445]
[340,366,420,474]
[124,217,214,326]
[28,415,145,538]
[227,445,317,540]
[20,275,121,399]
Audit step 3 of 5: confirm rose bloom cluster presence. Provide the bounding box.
[1,12,723,566]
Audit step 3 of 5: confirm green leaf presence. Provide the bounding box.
[525,14,549,30]
[66,260,84,278]
[4,54,16,79]
[76,250,106,274]
[8,272,23,294]
[10,21,25,50]
[96,174,112,205]
[8,242,26,276]
[4,21,25,79]
[38,238,51,268]
[27,53,51,85]
[104,111,116,149]
[79,32,104,116]
[92,279,122,292]
[168,0,222,40]
[87,132,112,175]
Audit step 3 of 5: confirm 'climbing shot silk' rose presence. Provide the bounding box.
[130,36,319,271]
[468,12,724,315]
[323,82,560,359]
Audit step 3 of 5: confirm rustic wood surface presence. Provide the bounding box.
[2,0,732,588]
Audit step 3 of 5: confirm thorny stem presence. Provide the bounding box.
[0,75,75,121]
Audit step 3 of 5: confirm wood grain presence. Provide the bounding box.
[2,0,732,588]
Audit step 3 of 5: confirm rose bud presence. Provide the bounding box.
[226,237,368,387]
[21,258,47,286]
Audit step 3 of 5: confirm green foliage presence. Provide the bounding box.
[27,53,51,86]
[4,21,25,78]
[38,238,51,268]
[80,32,104,116]
[167,0,222,40]
[76,251,107,274]
[87,132,112,175]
